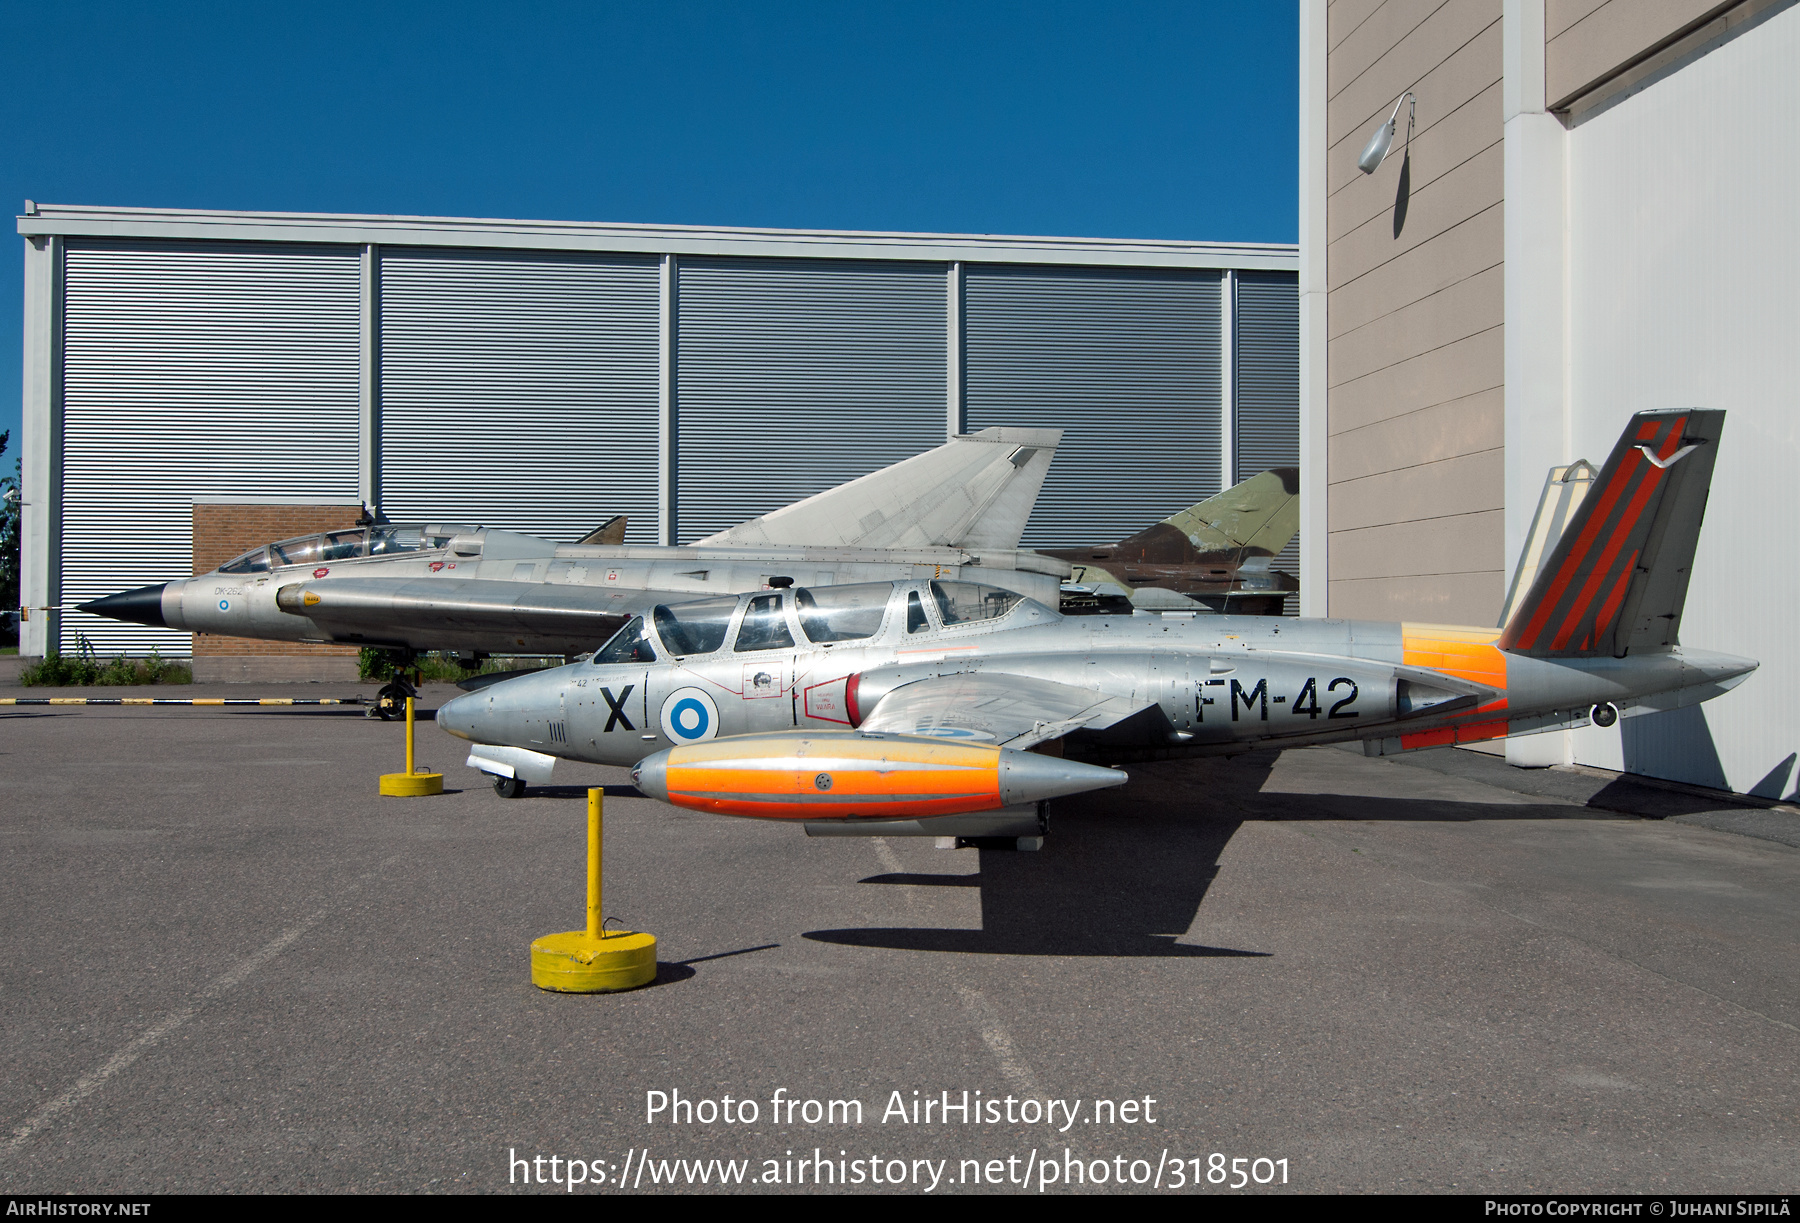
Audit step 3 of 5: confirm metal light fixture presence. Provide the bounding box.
[1358,91,1415,174]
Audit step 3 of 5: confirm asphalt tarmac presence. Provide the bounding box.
[1,683,1796,1194]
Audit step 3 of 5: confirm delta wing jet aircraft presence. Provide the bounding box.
[439,410,1755,848]
[79,427,1068,660]
[1049,467,1300,615]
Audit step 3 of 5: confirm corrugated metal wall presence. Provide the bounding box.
[1564,4,1800,796]
[963,265,1223,548]
[379,248,661,541]
[47,240,1299,655]
[59,240,362,655]
[672,257,946,542]
[1235,270,1302,606]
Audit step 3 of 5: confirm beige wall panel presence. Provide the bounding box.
[1329,0,1393,54]
[1329,202,1502,340]
[1327,447,1504,532]
[1323,0,1506,623]
[1329,5,1501,157]
[1329,0,1444,102]
[1328,326,1503,432]
[1547,0,1724,104]
[1329,142,1501,280]
[1547,0,1611,40]
[1326,508,1504,581]
[1326,571,1505,624]
[1328,387,1503,482]
[1328,264,1503,386]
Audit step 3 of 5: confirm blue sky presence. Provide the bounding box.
[0,0,1299,452]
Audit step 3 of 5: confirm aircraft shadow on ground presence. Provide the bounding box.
[804,751,1624,959]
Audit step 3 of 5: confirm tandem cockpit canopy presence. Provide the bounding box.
[615,579,1036,662]
[214,524,471,574]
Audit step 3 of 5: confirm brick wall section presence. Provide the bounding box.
[191,505,363,657]
[1324,0,1506,625]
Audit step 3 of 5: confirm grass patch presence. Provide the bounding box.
[22,642,191,687]
[358,648,564,684]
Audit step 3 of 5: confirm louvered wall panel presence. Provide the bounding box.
[964,265,1222,549]
[379,248,660,541]
[59,240,362,656]
[1235,270,1301,609]
[673,257,946,542]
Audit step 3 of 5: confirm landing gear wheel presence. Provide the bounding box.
[493,775,527,799]
[372,675,421,721]
[1591,702,1619,728]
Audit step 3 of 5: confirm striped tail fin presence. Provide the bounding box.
[1498,409,1723,658]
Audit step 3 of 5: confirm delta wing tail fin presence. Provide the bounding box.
[1498,409,1723,658]
[695,427,1062,550]
[576,515,629,545]
[1118,467,1300,560]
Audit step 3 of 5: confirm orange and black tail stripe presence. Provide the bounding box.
[1499,413,1690,656]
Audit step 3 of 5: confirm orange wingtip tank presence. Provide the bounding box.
[631,732,1127,820]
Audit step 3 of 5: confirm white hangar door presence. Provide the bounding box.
[962,265,1223,548]
[59,239,362,656]
[1235,270,1302,610]
[672,257,947,543]
[378,248,661,541]
[1565,4,1800,796]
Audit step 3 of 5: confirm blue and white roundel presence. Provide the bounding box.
[660,688,720,744]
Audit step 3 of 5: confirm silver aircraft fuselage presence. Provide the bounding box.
[437,578,1756,778]
[135,528,1067,656]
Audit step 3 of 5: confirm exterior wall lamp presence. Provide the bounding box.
[1357,91,1415,174]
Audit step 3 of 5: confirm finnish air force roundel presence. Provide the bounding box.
[660,688,720,744]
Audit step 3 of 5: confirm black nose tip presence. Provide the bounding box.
[78,583,169,629]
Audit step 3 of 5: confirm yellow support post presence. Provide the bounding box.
[379,695,444,796]
[530,788,657,993]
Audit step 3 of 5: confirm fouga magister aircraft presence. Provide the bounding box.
[438,410,1755,844]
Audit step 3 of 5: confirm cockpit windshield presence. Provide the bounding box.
[796,584,889,643]
[930,581,1022,625]
[593,616,658,665]
[651,596,738,656]
[220,524,465,574]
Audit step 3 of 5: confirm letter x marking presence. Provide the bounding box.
[600,685,635,732]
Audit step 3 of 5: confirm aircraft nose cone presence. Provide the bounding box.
[997,750,1128,805]
[632,750,670,803]
[78,583,169,629]
[436,691,479,741]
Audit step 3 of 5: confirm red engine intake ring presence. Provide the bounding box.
[845,673,864,728]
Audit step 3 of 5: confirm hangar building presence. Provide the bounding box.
[16,207,1298,678]
[1298,0,1800,794]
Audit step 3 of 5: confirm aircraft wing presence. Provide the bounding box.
[695,426,1062,551]
[857,672,1149,749]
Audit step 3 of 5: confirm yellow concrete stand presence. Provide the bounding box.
[379,696,444,797]
[531,790,658,993]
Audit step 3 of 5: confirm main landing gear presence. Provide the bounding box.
[493,775,527,799]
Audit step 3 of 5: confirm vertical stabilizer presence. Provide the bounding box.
[1498,409,1722,658]
[1132,467,1300,560]
[695,427,1062,550]
[1496,462,1596,627]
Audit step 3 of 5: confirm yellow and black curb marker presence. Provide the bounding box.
[531,788,657,993]
[0,697,365,706]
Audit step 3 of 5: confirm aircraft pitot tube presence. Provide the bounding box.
[630,732,1127,819]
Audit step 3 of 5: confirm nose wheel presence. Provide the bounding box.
[369,674,420,721]
[493,775,527,799]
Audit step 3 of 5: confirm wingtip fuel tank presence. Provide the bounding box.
[629,731,1126,820]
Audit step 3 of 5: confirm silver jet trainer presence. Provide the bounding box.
[438,410,1756,849]
[76,426,1068,659]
